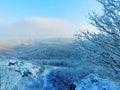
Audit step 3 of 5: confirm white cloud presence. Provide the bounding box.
[0,17,99,41]
[0,17,75,41]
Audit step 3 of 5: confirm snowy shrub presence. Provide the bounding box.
[47,68,76,90]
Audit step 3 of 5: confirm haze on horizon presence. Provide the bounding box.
[0,0,102,41]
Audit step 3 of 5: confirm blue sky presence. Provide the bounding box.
[0,0,102,41]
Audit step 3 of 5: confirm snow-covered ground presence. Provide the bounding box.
[0,59,119,90]
[75,74,119,90]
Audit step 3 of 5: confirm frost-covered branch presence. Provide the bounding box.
[76,0,120,73]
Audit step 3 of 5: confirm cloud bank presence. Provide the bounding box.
[0,17,75,41]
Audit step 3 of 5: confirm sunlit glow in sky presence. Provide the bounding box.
[0,0,102,41]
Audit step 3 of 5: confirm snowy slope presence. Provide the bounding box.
[0,59,119,90]
[0,59,44,90]
[75,74,119,90]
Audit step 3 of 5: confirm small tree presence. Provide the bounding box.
[76,0,120,74]
[47,69,76,90]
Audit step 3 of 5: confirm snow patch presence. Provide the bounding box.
[75,74,119,90]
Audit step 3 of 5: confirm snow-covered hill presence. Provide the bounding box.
[0,39,120,90]
[0,59,119,90]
